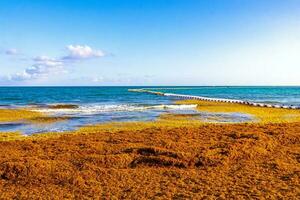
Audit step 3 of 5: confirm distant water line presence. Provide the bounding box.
[129,88,300,109]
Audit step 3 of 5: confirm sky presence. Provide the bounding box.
[0,0,300,86]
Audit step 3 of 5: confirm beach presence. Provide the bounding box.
[2,0,300,198]
[0,98,299,199]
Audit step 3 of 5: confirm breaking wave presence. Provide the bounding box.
[31,104,198,115]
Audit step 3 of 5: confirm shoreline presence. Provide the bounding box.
[1,98,300,139]
[0,100,299,198]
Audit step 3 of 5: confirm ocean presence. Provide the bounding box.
[1,86,300,134]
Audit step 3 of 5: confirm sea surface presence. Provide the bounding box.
[1,86,300,134]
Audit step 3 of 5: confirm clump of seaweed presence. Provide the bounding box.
[0,132,25,141]
[48,104,79,109]
[130,156,187,168]
[0,109,43,122]
[28,116,70,123]
[0,109,70,126]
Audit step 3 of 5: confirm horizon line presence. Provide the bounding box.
[1,85,300,87]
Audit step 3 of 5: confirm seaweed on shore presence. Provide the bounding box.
[176,99,300,123]
[0,122,299,199]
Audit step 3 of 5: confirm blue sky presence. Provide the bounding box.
[1,0,300,86]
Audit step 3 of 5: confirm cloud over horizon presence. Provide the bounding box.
[2,45,106,84]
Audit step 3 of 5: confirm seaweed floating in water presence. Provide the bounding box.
[48,104,79,109]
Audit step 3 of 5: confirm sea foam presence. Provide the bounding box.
[31,104,198,115]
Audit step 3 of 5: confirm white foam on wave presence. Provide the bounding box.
[31,104,198,115]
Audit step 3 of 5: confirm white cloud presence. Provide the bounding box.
[5,48,19,55]
[33,56,63,67]
[2,45,106,84]
[62,45,105,60]
[8,56,66,82]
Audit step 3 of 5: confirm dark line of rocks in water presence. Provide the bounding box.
[128,89,300,110]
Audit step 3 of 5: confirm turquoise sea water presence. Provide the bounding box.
[0,86,299,134]
[152,86,300,105]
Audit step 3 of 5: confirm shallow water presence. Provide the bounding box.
[1,86,298,134]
